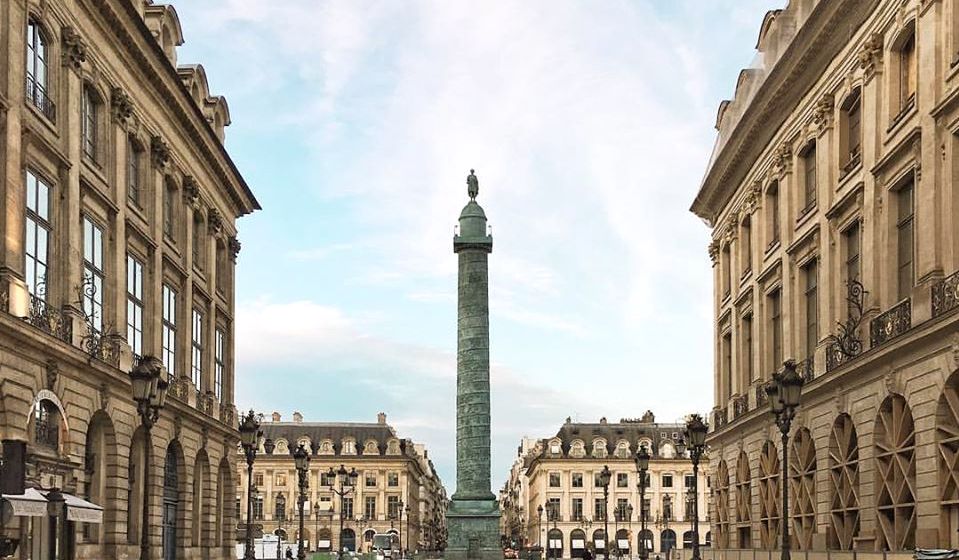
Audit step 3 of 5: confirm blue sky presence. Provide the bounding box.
[174,0,775,492]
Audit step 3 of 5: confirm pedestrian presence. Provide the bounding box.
[286,547,294,559]
[583,547,593,560]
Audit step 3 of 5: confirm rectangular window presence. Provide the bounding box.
[547,498,561,521]
[844,222,861,287]
[742,314,754,382]
[320,472,335,487]
[721,245,731,297]
[900,33,917,110]
[741,217,751,275]
[82,217,104,334]
[387,496,400,519]
[193,215,204,270]
[572,498,583,521]
[768,183,780,245]
[594,498,606,521]
[617,473,628,488]
[617,498,629,521]
[26,20,48,106]
[685,474,695,488]
[253,497,263,520]
[571,473,583,488]
[342,497,354,519]
[722,332,732,399]
[847,96,862,159]
[662,474,673,488]
[254,472,264,487]
[162,284,177,375]
[388,472,399,487]
[802,143,817,211]
[163,185,175,239]
[126,254,144,356]
[214,328,225,400]
[769,289,783,370]
[128,138,141,206]
[897,181,915,301]
[366,473,377,488]
[365,496,376,520]
[594,472,605,488]
[191,309,203,390]
[81,87,97,162]
[804,260,819,360]
[25,171,51,297]
[549,472,561,488]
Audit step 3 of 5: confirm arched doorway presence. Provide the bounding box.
[83,410,118,548]
[705,531,711,547]
[683,531,695,549]
[875,393,916,550]
[592,529,606,554]
[364,528,376,550]
[547,528,563,559]
[570,529,586,558]
[318,528,333,552]
[638,530,653,556]
[660,529,676,553]
[163,444,181,560]
[615,529,629,555]
[341,528,356,552]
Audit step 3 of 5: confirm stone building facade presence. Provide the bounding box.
[691,0,959,556]
[237,412,448,555]
[0,1,258,559]
[502,415,709,559]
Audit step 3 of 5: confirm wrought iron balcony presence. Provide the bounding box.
[932,269,959,318]
[26,293,72,343]
[713,407,728,429]
[870,299,911,348]
[825,280,876,372]
[754,383,768,408]
[796,356,814,383]
[25,75,56,122]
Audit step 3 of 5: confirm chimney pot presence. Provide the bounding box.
[272,412,281,422]
[293,411,303,423]
[377,412,387,425]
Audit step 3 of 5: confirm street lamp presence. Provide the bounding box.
[239,410,263,560]
[405,503,411,557]
[537,504,544,560]
[599,465,611,558]
[765,360,804,560]
[396,499,404,556]
[684,414,708,560]
[625,504,633,559]
[328,464,359,553]
[294,444,311,560]
[635,445,649,560]
[129,355,167,560]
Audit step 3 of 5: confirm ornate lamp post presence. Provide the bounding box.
[405,503,411,557]
[537,504,544,560]
[635,445,649,560]
[294,444,310,560]
[625,504,633,560]
[239,410,263,560]
[328,464,358,553]
[684,414,708,560]
[129,356,168,560]
[599,465,612,558]
[765,360,804,560]
[396,499,404,556]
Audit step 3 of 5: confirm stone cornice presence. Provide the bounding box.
[691,0,880,224]
[79,0,260,216]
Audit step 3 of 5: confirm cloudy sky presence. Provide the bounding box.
[174,0,774,491]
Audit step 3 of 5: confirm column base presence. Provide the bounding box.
[445,498,501,560]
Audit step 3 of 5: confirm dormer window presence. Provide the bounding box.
[550,441,561,455]
[342,439,356,455]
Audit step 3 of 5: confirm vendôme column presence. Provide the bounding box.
[446,169,501,560]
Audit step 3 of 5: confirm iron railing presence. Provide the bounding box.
[796,356,815,383]
[713,407,728,430]
[870,298,911,348]
[25,75,56,122]
[754,383,768,409]
[34,417,59,450]
[732,395,748,419]
[932,269,959,318]
[26,293,72,343]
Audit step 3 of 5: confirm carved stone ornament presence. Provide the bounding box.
[883,366,901,397]
[151,135,171,168]
[61,26,87,69]
[228,236,242,262]
[182,176,200,206]
[740,183,761,216]
[723,215,738,242]
[0,283,8,313]
[833,389,847,415]
[773,142,793,175]
[45,359,59,391]
[858,32,884,78]
[174,414,182,440]
[207,209,223,236]
[111,87,134,122]
[708,239,720,264]
[913,138,922,183]
[812,93,835,132]
[98,383,110,411]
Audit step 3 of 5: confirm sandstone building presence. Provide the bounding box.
[237,412,448,555]
[0,1,258,559]
[691,0,959,556]
[501,415,709,558]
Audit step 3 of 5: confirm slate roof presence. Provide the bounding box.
[259,422,405,457]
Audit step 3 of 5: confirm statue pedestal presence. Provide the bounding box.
[445,498,501,560]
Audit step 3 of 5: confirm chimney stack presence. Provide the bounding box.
[293,411,303,423]
[377,412,387,425]
[599,417,607,424]
[272,411,281,422]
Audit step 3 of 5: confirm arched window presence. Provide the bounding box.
[734,451,752,548]
[591,439,607,458]
[828,413,859,549]
[163,444,181,560]
[26,18,55,121]
[758,441,780,549]
[217,459,233,546]
[875,394,916,550]
[660,529,676,554]
[714,461,730,549]
[789,428,816,549]
[939,373,959,548]
[192,452,209,547]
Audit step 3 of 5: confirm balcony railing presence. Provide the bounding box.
[870,299,911,348]
[754,383,768,409]
[932,269,959,318]
[25,75,56,122]
[840,149,862,178]
[26,294,72,343]
[713,407,728,429]
[796,356,814,383]
[732,395,748,419]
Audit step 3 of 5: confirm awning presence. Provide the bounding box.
[2,488,48,517]
[916,550,959,560]
[57,492,103,523]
